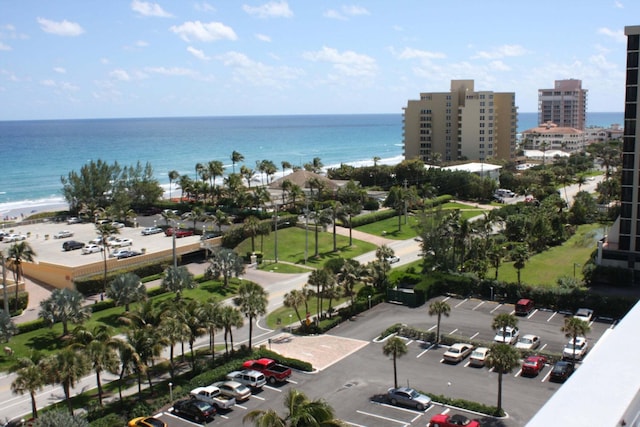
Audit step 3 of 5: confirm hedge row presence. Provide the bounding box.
[349,208,398,228]
[75,262,168,296]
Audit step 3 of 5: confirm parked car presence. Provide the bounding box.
[515,298,535,316]
[67,216,82,224]
[226,369,267,389]
[62,240,85,251]
[515,334,540,350]
[562,336,588,360]
[494,326,520,344]
[427,413,480,427]
[190,385,236,410]
[242,358,292,384]
[443,343,474,363]
[387,387,432,411]
[127,417,166,427]
[469,347,491,367]
[110,222,125,229]
[53,230,73,239]
[109,237,133,247]
[141,226,163,235]
[574,308,594,323]
[172,399,216,423]
[116,250,142,259]
[3,234,27,243]
[165,227,194,238]
[212,380,251,401]
[111,248,132,258]
[521,355,547,376]
[550,360,575,382]
[386,255,400,264]
[82,244,103,254]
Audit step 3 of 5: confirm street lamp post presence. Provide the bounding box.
[289,314,292,333]
[368,295,371,310]
[172,221,177,268]
[490,286,494,301]
[304,200,309,264]
[274,205,279,263]
[169,382,173,401]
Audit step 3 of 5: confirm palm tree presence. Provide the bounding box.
[207,160,225,200]
[198,298,222,361]
[311,208,333,257]
[95,222,119,298]
[283,290,306,326]
[206,247,245,288]
[428,300,451,346]
[161,265,196,300]
[382,336,408,389]
[11,354,46,419]
[0,309,18,342]
[308,268,333,320]
[511,243,530,286]
[219,305,243,355]
[337,261,360,313]
[243,216,262,253]
[41,348,91,415]
[126,325,165,393]
[39,288,92,336]
[281,160,292,178]
[211,209,231,234]
[172,299,206,368]
[561,317,591,360]
[244,388,344,427]
[240,165,255,188]
[7,241,36,312]
[115,339,144,402]
[106,272,146,312]
[69,325,120,406]
[158,315,188,379]
[233,282,268,349]
[491,313,518,344]
[195,162,205,182]
[231,150,244,174]
[168,170,179,200]
[486,343,520,415]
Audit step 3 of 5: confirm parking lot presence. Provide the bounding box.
[143,298,613,427]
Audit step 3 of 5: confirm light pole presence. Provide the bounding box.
[490,286,494,301]
[1,251,7,314]
[304,200,309,264]
[274,204,279,263]
[172,221,177,268]
[368,295,371,310]
[289,314,292,333]
[169,382,173,401]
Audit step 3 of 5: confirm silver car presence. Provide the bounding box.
[387,387,432,411]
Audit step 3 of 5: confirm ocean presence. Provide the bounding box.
[0,112,623,216]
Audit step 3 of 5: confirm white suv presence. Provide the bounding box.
[493,326,520,344]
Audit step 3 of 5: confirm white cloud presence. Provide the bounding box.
[615,1,624,8]
[324,10,346,21]
[145,66,197,77]
[131,0,173,18]
[0,42,11,51]
[36,17,84,37]
[110,69,131,81]
[243,1,293,18]
[170,21,237,42]
[256,33,271,42]
[598,27,626,43]
[53,67,66,74]
[217,50,302,87]
[40,79,79,91]
[324,5,370,20]
[187,46,210,60]
[194,2,216,12]
[473,44,527,59]
[393,47,446,60]
[303,46,377,77]
[136,40,149,47]
[489,60,510,71]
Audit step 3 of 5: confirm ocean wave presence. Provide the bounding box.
[0,196,68,216]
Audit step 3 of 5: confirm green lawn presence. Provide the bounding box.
[491,223,604,287]
[235,227,377,269]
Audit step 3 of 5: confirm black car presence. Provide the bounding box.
[172,399,216,423]
[550,360,575,382]
[62,240,85,251]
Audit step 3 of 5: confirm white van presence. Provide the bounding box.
[226,369,267,389]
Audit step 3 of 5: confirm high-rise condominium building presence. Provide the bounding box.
[538,79,588,130]
[403,80,517,163]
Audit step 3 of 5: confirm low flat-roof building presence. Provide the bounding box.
[522,122,586,153]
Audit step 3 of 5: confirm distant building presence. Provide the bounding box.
[584,123,623,144]
[521,122,586,153]
[538,79,588,130]
[439,162,501,182]
[403,79,517,163]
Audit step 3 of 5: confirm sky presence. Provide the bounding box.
[0,0,636,120]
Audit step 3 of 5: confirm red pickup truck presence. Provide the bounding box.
[242,358,292,384]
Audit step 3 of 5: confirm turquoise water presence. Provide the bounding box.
[0,112,623,215]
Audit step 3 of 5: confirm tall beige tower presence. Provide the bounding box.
[403,80,517,163]
[538,79,588,130]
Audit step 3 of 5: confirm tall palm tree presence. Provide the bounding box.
[42,348,91,415]
[198,298,222,361]
[561,317,591,360]
[283,289,306,326]
[161,265,196,300]
[11,354,46,419]
[486,343,520,415]
[39,288,92,336]
[206,247,245,288]
[195,162,205,182]
[207,160,225,200]
[382,336,408,389]
[243,216,261,253]
[172,299,206,368]
[233,282,268,349]
[158,314,189,379]
[0,309,18,342]
[231,150,244,174]
[95,222,119,298]
[337,261,360,313]
[511,243,530,286]
[428,300,451,346]
[69,325,120,406]
[126,325,165,394]
[308,268,333,320]
[219,305,243,355]
[168,170,179,200]
[7,241,36,312]
[240,165,254,189]
[281,160,292,178]
[106,272,146,312]
[116,337,145,398]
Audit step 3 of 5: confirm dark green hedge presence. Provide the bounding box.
[350,208,398,228]
[2,291,28,317]
[75,262,167,296]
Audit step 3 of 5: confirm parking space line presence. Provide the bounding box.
[406,340,414,346]
[472,301,485,310]
[528,309,539,319]
[469,332,479,340]
[490,304,502,313]
[514,368,522,377]
[417,343,436,358]
[264,385,282,392]
[252,395,266,401]
[288,379,298,384]
[546,311,557,322]
[443,296,451,302]
[448,328,458,335]
[234,404,248,409]
[539,343,547,351]
[163,412,202,426]
[541,370,552,382]
[428,325,437,331]
[455,299,468,308]
[343,421,367,427]
[356,410,410,426]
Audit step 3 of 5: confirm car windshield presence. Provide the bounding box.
[521,338,532,343]
[409,389,419,398]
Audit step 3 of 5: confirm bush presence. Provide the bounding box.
[350,209,398,228]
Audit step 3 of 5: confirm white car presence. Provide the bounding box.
[515,334,541,350]
[3,234,27,243]
[442,343,474,363]
[108,237,133,248]
[562,336,589,360]
[67,217,82,224]
[141,226,163,235]
[53,230,74,239]
[469,347,491,367]
[82,244,103,254]
[386,256,400,264]
[494,326,520,344]
[110,222,125,229]
[110,248,131,258]
[573,308,594,323]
